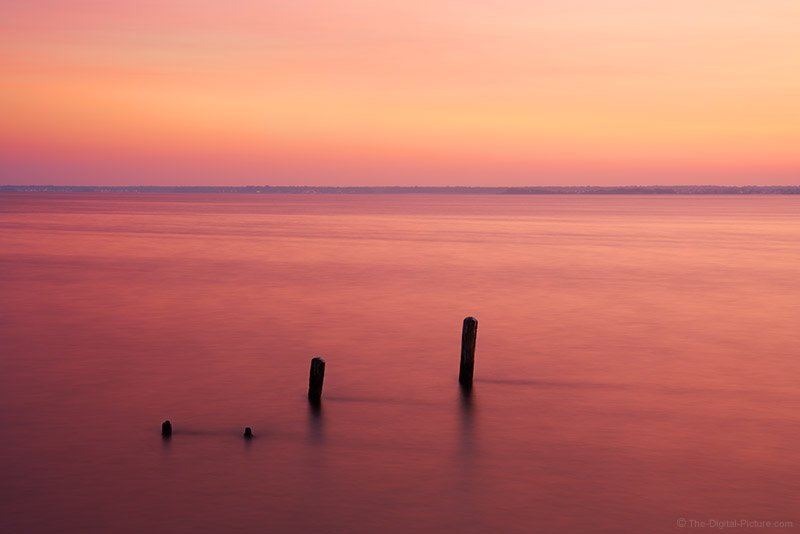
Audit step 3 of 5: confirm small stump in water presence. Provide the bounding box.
[459,317,478,388]
[243,427,253,439]
[161,420,172,437]
[308,357,326,404]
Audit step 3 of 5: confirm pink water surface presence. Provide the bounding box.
[1,193,798,533]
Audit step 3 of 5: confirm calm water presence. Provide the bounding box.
[1,193,798,533]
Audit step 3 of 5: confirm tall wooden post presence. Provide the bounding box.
[459,317,478,387]
[308,357,326,403]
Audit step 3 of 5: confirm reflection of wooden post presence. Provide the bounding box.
[459,317,478,387]
[161,420,172,437]
[308,357,326,403]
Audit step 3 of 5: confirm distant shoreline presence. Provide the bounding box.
[1,185,799,195]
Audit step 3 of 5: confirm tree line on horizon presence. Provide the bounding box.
[2,185,799,194]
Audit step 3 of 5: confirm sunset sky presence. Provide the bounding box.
[2,0,798,186]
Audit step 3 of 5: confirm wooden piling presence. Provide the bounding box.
[161,420,172,437]
[459,317,478,387]
[308,357,326,403]
[243,427,253,439]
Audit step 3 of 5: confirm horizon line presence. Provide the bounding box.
[3,184,799,188]
[3,184,799,195]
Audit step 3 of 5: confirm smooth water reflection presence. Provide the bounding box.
[0,193,798,533]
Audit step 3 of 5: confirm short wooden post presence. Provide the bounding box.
[308,357,326,403]
[459,317,478,387]
[161,420,172,437]
[243,427,253,439]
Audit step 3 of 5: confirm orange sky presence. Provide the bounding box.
[2,0,799,185]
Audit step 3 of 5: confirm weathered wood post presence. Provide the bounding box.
[308,357,326,403]
[243,427,253,439]
[161,420,172,437]
[459,317,478,387]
